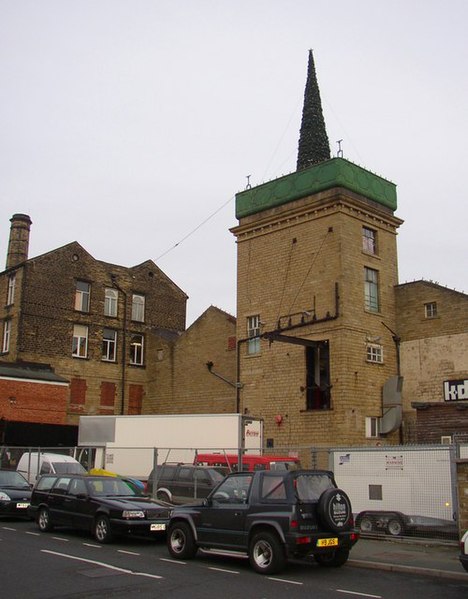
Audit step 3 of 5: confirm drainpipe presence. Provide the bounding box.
[111,276,127,415]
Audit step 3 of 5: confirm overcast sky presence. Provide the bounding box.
[1,1,467,326]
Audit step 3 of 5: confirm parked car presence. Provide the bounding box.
[0,469,32,519]
[147,464,225,504]
[17,452,86,484]
[167,469,359,574]
[29,474,172,543]
[460,530,468,572]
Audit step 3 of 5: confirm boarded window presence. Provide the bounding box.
[70,378,87,405]
[100,382,116,407]
[128,384,143,415]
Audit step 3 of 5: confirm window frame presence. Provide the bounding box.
[247,314,261,355]
[424,302,437,318]
[131,294,145,322]
[74,280,91,313]
[2,320,11,353]
[104,288,118,317]
[102,328,117,362]
[7,274,16,305]
[366,343,383,364]
[364,267,379,312]
[130,334,144,365]
[362,226,377,255]
[72,324,88,358]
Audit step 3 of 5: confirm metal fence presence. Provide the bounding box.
[2,441,466,542]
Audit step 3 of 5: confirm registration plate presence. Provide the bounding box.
[150,523,166,531]
[317,538,338,547]
[16,503,30,509]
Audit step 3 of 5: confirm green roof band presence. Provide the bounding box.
[236,157,397,219]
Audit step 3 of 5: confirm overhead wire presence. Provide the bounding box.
[155,194,235,261]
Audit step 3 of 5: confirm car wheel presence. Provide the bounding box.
[315,548,349,567]
[94,514,113,544]
[317,488,353,532]
[37,507,53,532]
[359,515,374,533]
[387,518,404,537]
[249,531,286,575]
[167,521,197,559]
[156,489,172,503]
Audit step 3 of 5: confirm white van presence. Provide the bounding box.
[17,452,86,484]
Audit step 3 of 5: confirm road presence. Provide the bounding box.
[1,520,467,598]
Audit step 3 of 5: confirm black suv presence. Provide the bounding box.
[147,464,225,504]
[29,474,171,543]
[167,469,359,574]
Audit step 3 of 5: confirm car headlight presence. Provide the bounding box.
[0,492,11,501]
[122,510,145,519]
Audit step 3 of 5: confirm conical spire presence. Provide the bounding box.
[296,50,330,170]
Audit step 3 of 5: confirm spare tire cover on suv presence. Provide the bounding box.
[317,488,352,532]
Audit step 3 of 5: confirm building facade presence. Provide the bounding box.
[0,214,188,443]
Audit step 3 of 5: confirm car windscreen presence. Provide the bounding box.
[53,462,87,475]
[87,478,138,497]
[295,474,334,501]
[0,470,30,488]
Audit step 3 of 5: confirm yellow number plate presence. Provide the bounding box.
[317,538,338,547]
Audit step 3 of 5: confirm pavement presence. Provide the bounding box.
[348,536,467,581]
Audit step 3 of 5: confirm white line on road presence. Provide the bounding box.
[336,590,382,598]
[82,543,102,548]
[1,526,16,531]
[207,567,239,574]
[41,549,163,579]
[51,537,69,542]
[159,558,187,565]
[26,532,41,536]
[268,577,303,585]
[118,549,141,556]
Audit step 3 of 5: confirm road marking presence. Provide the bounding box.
[207,566,239,574]
[159,558,186,565]
[1,526,16,531]
[336,590,382,598]
[269,577,303,585]
[26,532,41,536]
[52,537,69,542]
[83,543,102,548]
[118,550,140,556]
[41,550,163,579]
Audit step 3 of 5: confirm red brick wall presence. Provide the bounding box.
[0,379,68,425]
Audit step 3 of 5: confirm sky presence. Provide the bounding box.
[1,1,467,326]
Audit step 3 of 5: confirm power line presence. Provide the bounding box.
[155,195,235,261]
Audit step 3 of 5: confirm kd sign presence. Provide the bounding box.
[444,379,468,402]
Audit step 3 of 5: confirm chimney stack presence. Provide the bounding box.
[6,214,32,269]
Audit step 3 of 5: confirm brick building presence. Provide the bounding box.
[0,213,188,444]
[148,305,237,415]
[395,280,468,442]
[231,50,467,452]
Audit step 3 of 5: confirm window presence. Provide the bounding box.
[2,320,11,353]
[365,417,379,438]
[364,267,379,312]
[305,341,331,410]
[104,288,118,317]
[75,281,90,312]
[7,275,16,305]
[425,302,437,318]
[247,314,261,354]
[131,294,145,322]
[366,343,383,363]
[362,227,377,254]
[128,384,144,414]
[72,324,88,358]
[100,381,116,407]
[130,334,144,365]
[70,378,87,404]
[102,328,117,362]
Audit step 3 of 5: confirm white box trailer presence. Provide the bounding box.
[329,445,459,537]
[77,414,263,479]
